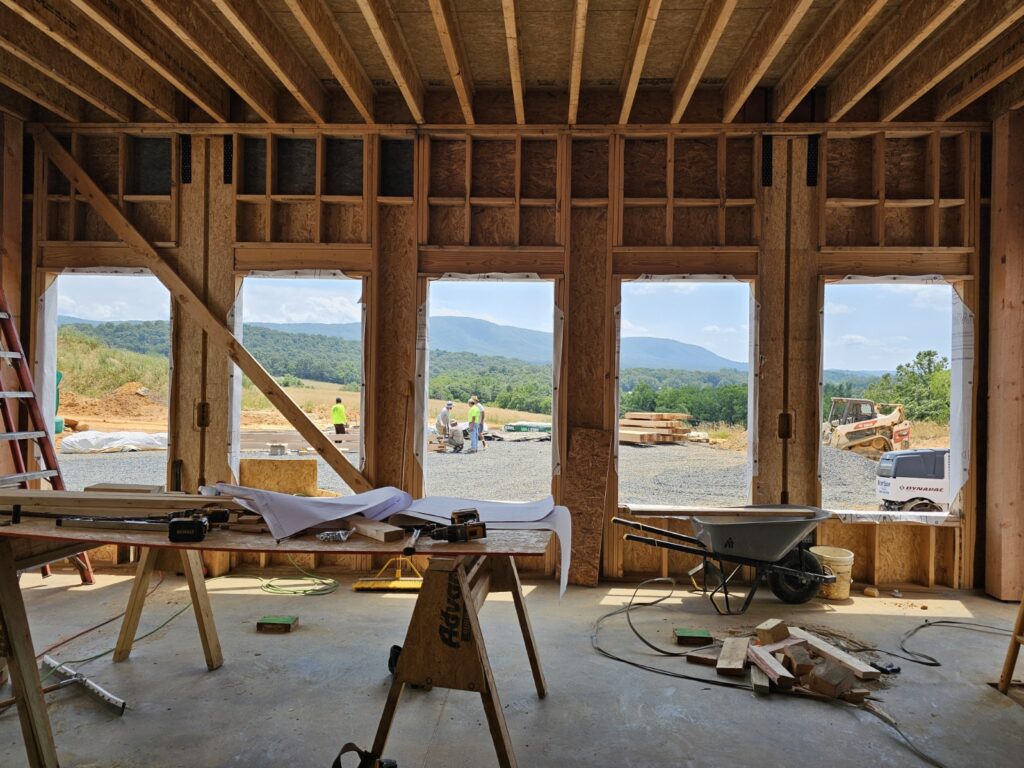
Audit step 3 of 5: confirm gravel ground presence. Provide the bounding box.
[58,440,881,508]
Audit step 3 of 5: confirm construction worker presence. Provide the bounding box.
[467,395,482,452]
[331,397,348,435]
[478,401,487,449]
[446,419,464,453]
[435,400,453,441]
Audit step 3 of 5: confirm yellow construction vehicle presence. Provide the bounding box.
[821,397,911,459]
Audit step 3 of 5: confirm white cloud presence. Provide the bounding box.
[625,282,698,297]
[825,302,851,315]
[702,325,737,334]
[620,318,648,336]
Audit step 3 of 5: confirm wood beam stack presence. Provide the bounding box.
[618,412,692,445]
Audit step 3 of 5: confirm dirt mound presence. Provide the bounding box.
[61,381,168,421]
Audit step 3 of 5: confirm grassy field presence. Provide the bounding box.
[57,329,168,400]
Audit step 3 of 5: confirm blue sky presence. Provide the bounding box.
[57,275,954,372]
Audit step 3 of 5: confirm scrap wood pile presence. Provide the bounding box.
[619,412,692,445]
[688,618,880,703]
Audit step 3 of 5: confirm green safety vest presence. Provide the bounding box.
[468,404,481,423]
[331,403,348,424]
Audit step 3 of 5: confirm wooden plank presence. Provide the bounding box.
[618,0,663,125]
[3,0,180,121]
[611,246,758,278]
[715,636,749,676]
[818,247,971,277]
[69,0,229,122]
[826,0,966,121]
[210,0,326,123]
[355,0,425,124]
[31,127,373,494]
[771,0,887,122]
[721,0,813,123]
[987,110,1024,601]
[0,49,83,122]
[935,22,1024,120]
[427,0,473,125]
[670,0,736,123]
[418,245,563,276]
[142,0,277,123]
[789,627,880,679]
[347,515,404,543]
[286,0,375,124]
[567,0,588,125]
[747,645,795,688]
[235,243,372,273]
[879,0,1024,121]
[0,5,131,121]
[750,665,771,694]
[0,539,59,768]
[500,0,526,125]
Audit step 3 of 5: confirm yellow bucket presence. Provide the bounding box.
[810,546,854,600]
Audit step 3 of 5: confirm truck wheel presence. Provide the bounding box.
[768,549,824,604]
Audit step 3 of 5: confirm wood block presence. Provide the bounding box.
[674,628,712,646]
[783,645,815,677]
[750,665,771,695]
[716,637,749,676]
[747,646,796,689]
[789,627,880,680]
[256,615,299,633]
[808,660,855,698]
[685,646,720,667]
[840,688,870,704]
[756,618,789,645]
[347,515,404,543]
[239,458,318,496]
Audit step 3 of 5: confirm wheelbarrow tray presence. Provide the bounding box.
[690,505,831,563]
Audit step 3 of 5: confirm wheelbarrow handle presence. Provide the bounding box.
[622,532,710,559]
[613,517,705,548]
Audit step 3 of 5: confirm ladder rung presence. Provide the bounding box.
[0,431,46,443]
[0,469,59,487]
[0,312,9,320]
[1016,634,1024,645]
[0,351,22,359]
[0,391,34,398]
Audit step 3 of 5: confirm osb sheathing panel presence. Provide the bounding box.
[642,7,706,84]
[429,205,466,245]
[623,206,666,247]
[394,2,454,87]
[518,4,573,87]
[128,202,172,244]
[939,207,964,247]
[77,206,117,242]
[521,140,557,199]
[520,206,557,246]
[239,458,319,496]
[472,140,516,197]
[725,206,755,245]
[826,138,875,199]
[825,206,875,247]
[429,140,467,198]
[46,202,70,240]
[324,204,365,243]
[237,202,268,243]
[672,207,717,247]
[470,206,516,246]
[817,520,875,584]
[703,4,768,83]
[760,3,836,84]
[623,140,666,198]
[726,138,755,198]
[578,0,639,86]
[272,201,318,243]
[876,525,930,585]
[885,139,928,199]
[884,207,928,247]
[571,140,609,198]
[675,138,718,198]
[939,137,964,198]
[452,0,512,87]
[563,427,612,587]
[567,206,609,428]
[371,205,417,489]
[78,135,118,195]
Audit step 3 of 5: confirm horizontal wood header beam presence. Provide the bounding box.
[235,244,372,273]
[612,247,757,278]
[419,246,564,276]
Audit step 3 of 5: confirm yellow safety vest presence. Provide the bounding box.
[331,403,348,424]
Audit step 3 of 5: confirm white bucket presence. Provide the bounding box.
[810,545,855,600]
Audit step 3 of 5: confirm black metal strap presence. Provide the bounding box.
[331,743,386,768]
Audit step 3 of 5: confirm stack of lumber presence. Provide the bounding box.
[0,489,246,518]
[619,412,692,445]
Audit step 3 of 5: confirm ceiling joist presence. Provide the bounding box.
[825,0,966,122]
[2,0,180,122]
[619,0,662,125]
[0,48,83,122]
[722,0,813,123]
[428,0,474,125]
[936,22,1024,120]
[68,0,229,123]
[141,0,278,124]
[567,0,588,125]
[285,0,375,124]
[771,0,886,122]
[210,0,327,124]
[355,0,425,124]
[878,0,1024,121]
[0,5,132,122]
[500,0,526,125]
[670,0,736,124]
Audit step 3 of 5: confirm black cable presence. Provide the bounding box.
[829,619,1013,667]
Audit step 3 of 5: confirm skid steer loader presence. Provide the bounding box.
[821,397,911,459]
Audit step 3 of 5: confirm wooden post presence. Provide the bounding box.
[0,115,23,480]
[986,110,1024,600]
[113,546,160,662]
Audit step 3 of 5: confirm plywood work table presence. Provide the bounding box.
[0,519,551,768]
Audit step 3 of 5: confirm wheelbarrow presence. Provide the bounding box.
[613,504,835,615]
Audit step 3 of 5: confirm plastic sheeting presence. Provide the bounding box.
[61,431,168,454]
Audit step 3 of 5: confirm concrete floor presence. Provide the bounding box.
[2,568,1022,768]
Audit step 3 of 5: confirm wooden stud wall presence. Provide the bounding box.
[8,119,988,588]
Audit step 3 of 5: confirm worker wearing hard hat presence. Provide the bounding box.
[467,396,482,452]
[436,400,453,438]
[331,397,348,435]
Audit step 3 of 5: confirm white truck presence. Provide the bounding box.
[875,448,950,512]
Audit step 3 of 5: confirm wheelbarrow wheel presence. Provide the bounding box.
[768,549,824,604]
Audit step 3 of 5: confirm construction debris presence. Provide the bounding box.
[755,618,790,645]
[674,627,713,646]
[619,412,692,445]
[716,637,750,677]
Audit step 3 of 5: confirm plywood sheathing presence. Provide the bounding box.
[563,426,612,587]
[986,110,1024,601]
